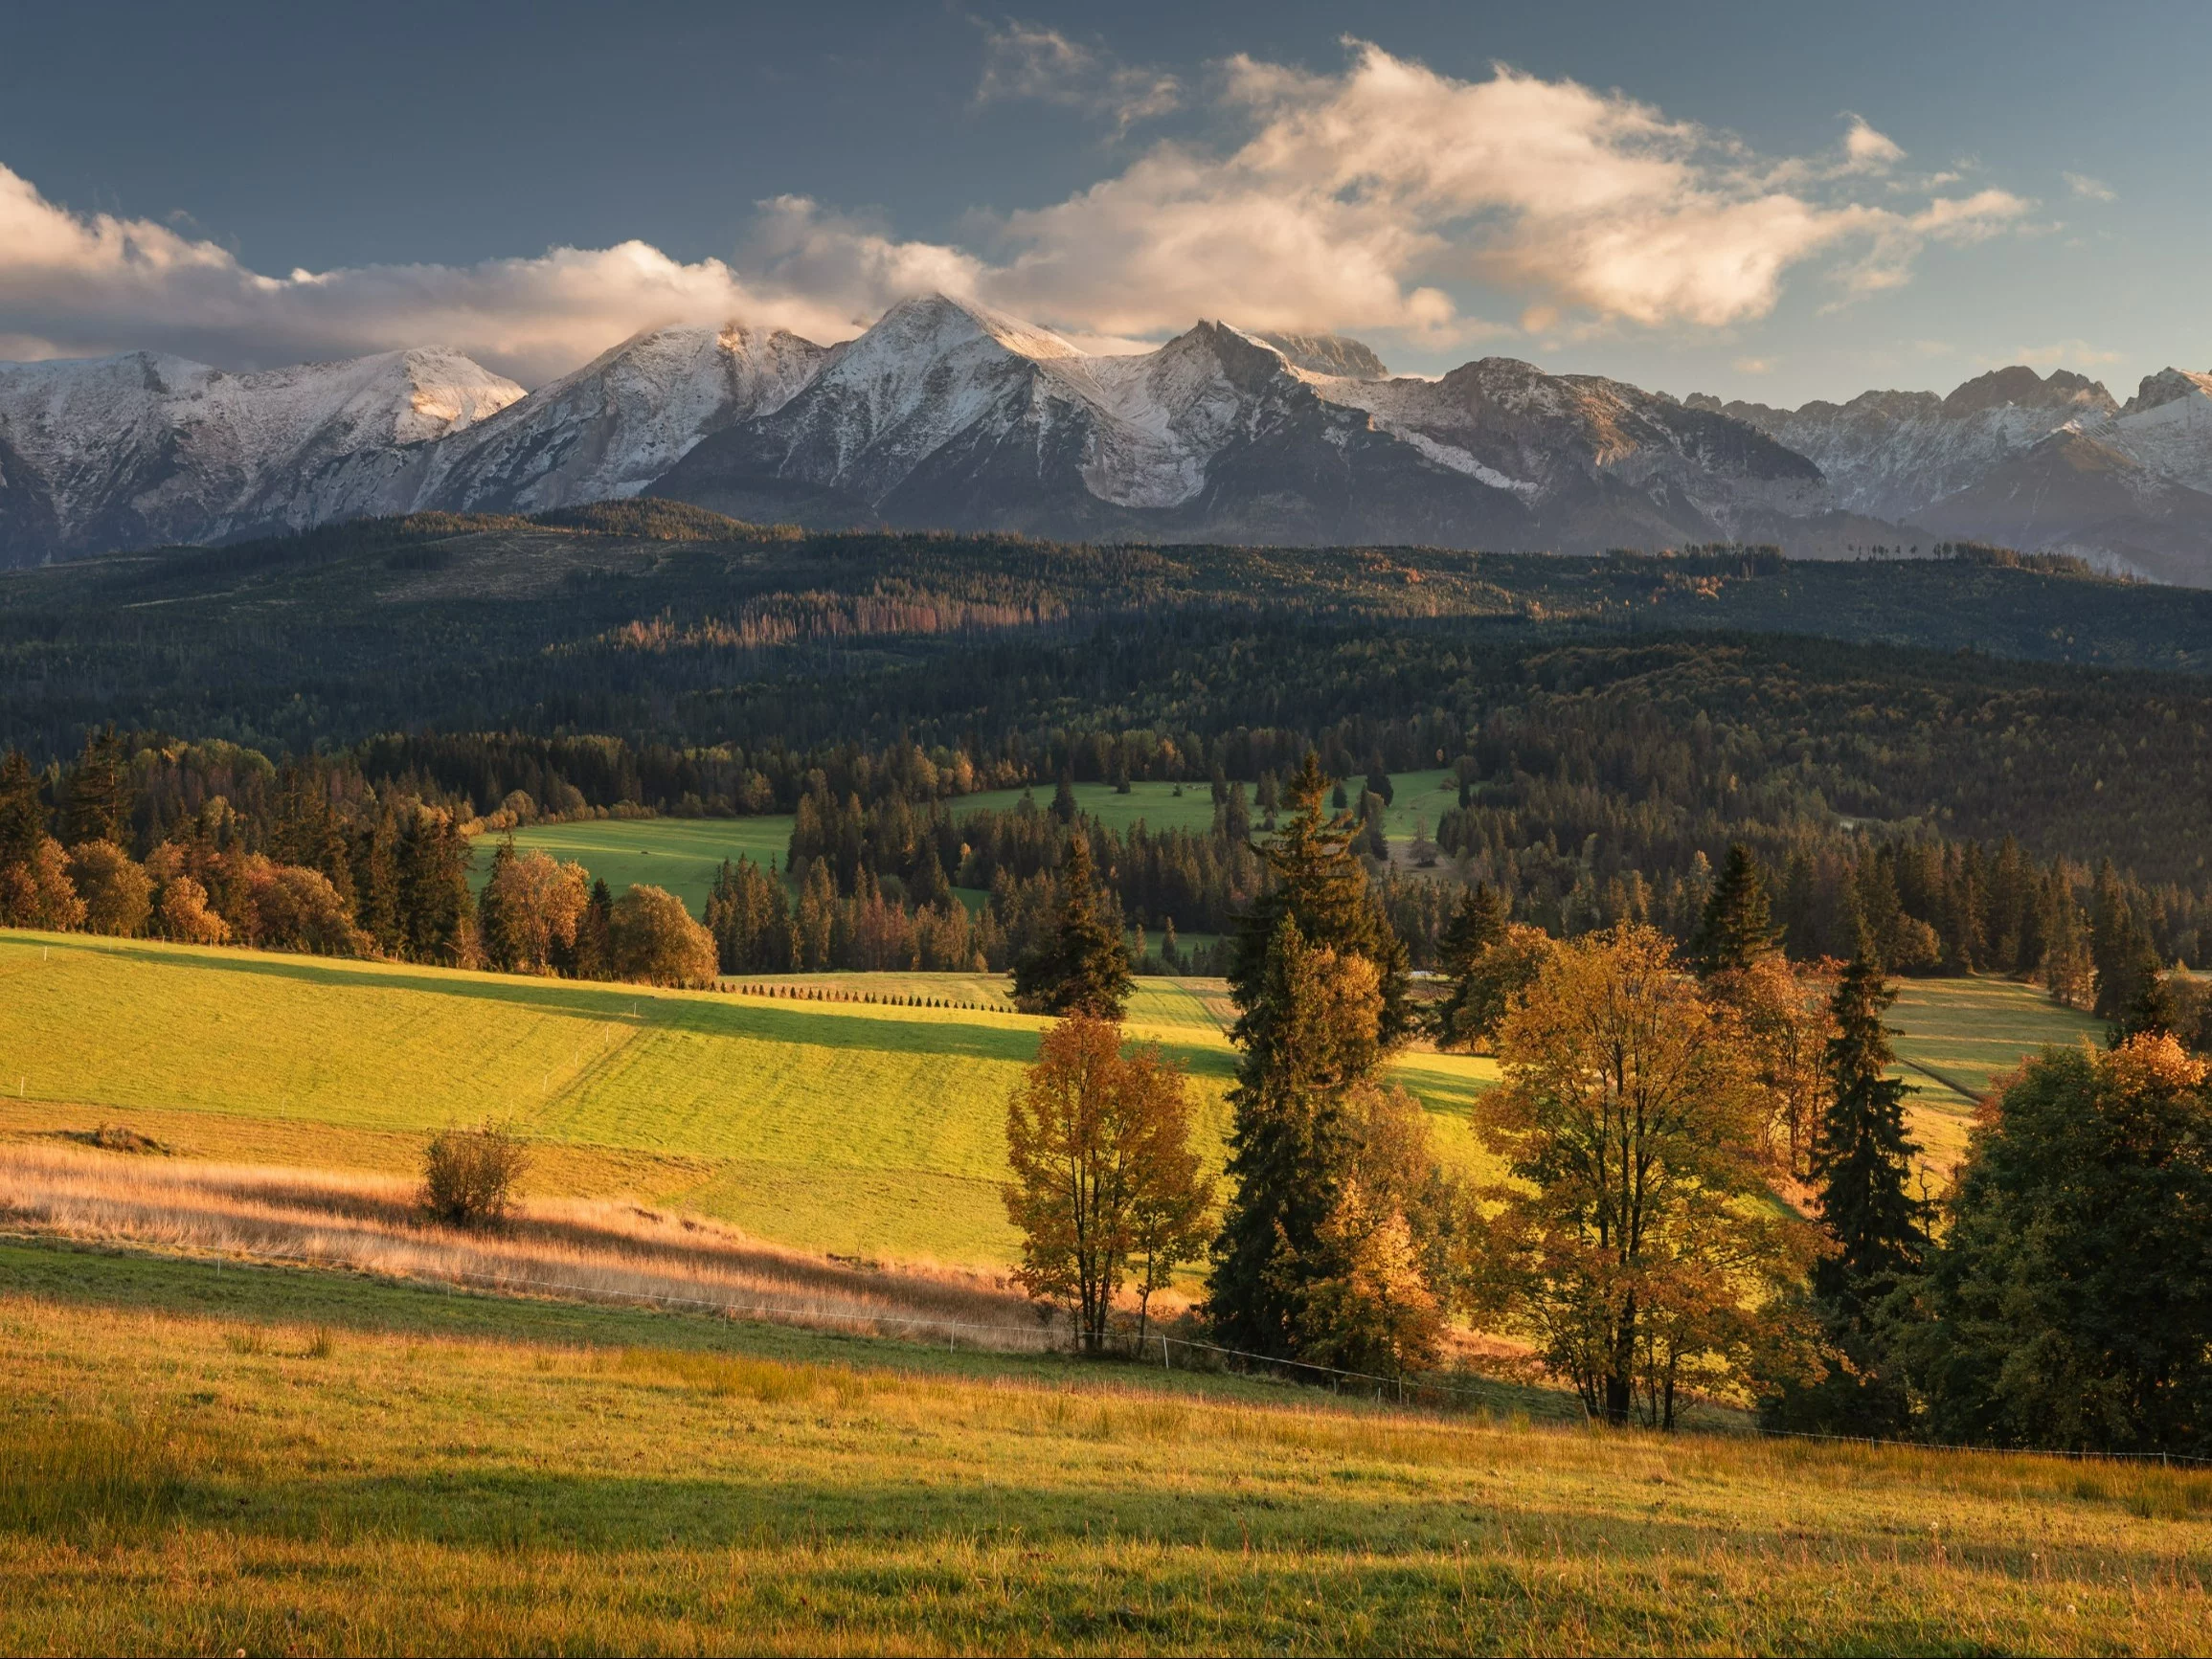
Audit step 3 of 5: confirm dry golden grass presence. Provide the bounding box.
[0,1140,1057,1350]
[2,1261,2208,1655]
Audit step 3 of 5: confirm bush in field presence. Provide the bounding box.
[421,1122,530,1228]
[609,884,717,987]
[66,841,153,937]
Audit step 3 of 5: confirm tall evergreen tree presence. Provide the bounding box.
[1210,753,1411,1356]
[2110,939,2176,1046]
[1767,946,1927,1433]
[1011,836,1131,1018]
[0,749,44,869]
[1690,842,1781,975]
[1208,919,1379,1356]
[1229,752,1411,1049]
[1432,882,1508,1043]
[61,726,130,847]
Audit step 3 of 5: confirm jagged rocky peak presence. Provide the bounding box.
[2123,368,2212,416]
[861,291,1086,364]
[1939,365,2116,419]
[1253,329,1389,380]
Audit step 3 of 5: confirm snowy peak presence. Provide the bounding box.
[1252,330,1390,380]
[2123,368,2212,417]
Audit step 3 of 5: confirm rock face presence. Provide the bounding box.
[1699,365,2212,578]
[8,292,2212,582]
[0,347,523,562]
[651,294,1825,551]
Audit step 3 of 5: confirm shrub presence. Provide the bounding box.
[608,884,717,986]
[421,1121,530,1227]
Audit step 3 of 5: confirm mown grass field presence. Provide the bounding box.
[3,1236,2207,1655]
[0,929,2105,1266]
[482,816,794,912]
[1889,977,2104,1177]
[0,930,1492,1267]
[475,769,1468,913]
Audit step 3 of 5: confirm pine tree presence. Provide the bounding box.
[1011,837,1131,1018]
[1437,882,1507,979]
[1229,752,1411,1050]
[478,835,526,972]
[1208,919,1377,1356]
[62,726,129,848]
[1690,843,1781,975]
[1769,946,1927,1433]
[2110,938,2176,1045]
[0,749,44,869]
[1433,882,1508,1045]
[1210,753,1413,1356]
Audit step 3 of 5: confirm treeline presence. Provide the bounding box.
[0,730,716,988]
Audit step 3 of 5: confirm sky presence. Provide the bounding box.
[1,0,2203,404]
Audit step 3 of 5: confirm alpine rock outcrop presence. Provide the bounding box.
[6,291,2212,582]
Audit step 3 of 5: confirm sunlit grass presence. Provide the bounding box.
[2,1240,2206,1655]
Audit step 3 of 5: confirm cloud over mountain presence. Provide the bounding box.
[0,42,2028,383]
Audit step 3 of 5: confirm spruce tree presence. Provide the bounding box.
[1011,836,1130,1018]
[1210,753,1411,1356]
[1690,843,1781,975]
[0,749,44,869]
[2110,939,2176,1045]
[1433,882,1508,1045]
[61,726,129,847]
[1208,919,1374,1356]
[1771,945,1927,1433]
[1229,752,1411,1049]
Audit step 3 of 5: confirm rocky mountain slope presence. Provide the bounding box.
[5,293,2212,580]
[1700,365,2212,578]
[0,347,523,562]
[651,294,1827,550]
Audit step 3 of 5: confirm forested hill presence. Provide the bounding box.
[2,506,2211,759]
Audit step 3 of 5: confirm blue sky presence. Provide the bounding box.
[1,0,2201,403]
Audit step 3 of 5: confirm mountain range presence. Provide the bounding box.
[5,292,2211,582]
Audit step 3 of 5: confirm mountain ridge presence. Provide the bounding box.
[5,295,2212,581]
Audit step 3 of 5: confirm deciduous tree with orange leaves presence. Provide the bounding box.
[1003,1015,1212,1355]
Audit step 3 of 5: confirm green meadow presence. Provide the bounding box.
[3,1238,2207,1656]
[0,928,2105,1268]
[1888,977,2105,1176]
[0,931,1488,1266]
[474,769,1468,913]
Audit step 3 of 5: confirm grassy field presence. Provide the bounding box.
[478,816,794,912]
[0,928,2107,1266]
[0,930,1493,1267]
[1889,977,2104,1177]
[474,768,1467,912]
[3,1235,2207,1655]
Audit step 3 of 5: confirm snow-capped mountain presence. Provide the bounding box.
[651,293,1824,549]
[7,292,2212,581]
[0,347,522,562]
[1698,365,2212,579]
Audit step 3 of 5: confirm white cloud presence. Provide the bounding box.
[1733,356,1776,374]
[0,42,2036,382]
[975,23,1181,132]
[0,163,868,383]
[2002,339,2123,369]
[1841,116,1907,170]
[2063,170,2117,202]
